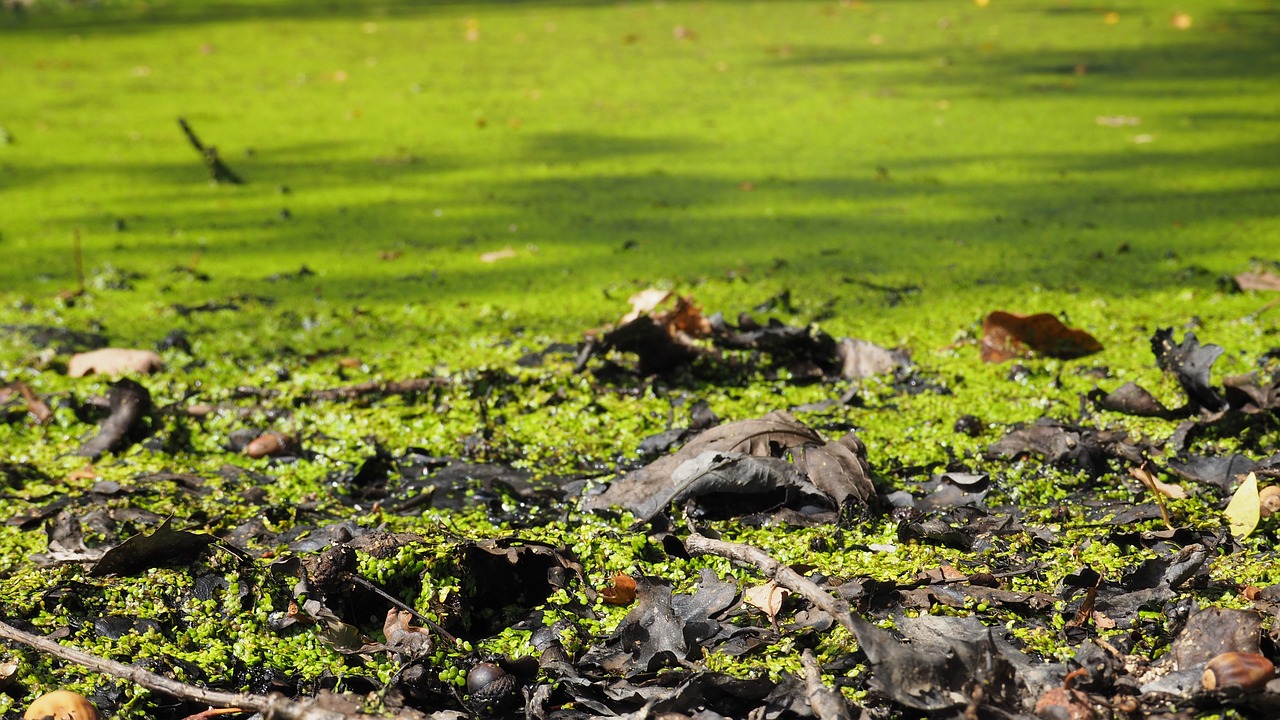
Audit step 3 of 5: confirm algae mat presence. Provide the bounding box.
[2,1,1280,719]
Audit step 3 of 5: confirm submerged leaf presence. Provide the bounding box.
[980,311,1102,363]
[1225,473,1260,540]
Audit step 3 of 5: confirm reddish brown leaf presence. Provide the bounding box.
[980,311,1102,363]
[2,382,52,424]
[600,572,637,606]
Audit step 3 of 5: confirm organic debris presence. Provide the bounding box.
[980,310,1102,363]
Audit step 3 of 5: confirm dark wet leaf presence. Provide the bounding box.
[90,517,217,577]
[1093,380,1184,418]
[1152,328,1226,412]
[77,378,152,459]
[987,418,1140,476]
[980,311,1102,363]
[1168,454,1259,492]
[631,451,816,522]
[792,434,875,507]
[1170,608,1264,670]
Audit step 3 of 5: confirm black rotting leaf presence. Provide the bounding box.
[631,451,818,523]
[987,418,1144,476]
[90,517,217,577]
[457,538,589,640]
[1152,328,1227,413]
[77,378,152,459]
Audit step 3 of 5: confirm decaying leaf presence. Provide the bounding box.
[1129,466,1187,499]
[67,348,164,377]
[1225,472,1260,540]
[744,580,790,624]
[382,608,433,656]
[980,311,1102,363]
[600,572,638,606]
[1234,271,1280,292]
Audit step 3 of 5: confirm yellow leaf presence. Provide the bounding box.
[1225,472,1260,540]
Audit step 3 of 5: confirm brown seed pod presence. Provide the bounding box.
[466,662,519,717]
[466,662,509,694]
[1259,485,1280,518]
[1202,651,1275,692]
[244,431,296,458]
[24,690,99,720]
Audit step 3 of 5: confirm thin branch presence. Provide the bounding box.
[178,118,244,185]
[0,619,386,720]
[801,649,854,720]
[683,532,862,636]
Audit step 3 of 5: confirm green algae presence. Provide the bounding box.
[1,0,1280,717]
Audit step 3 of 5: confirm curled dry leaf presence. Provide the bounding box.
[1129,466,1187,499]
[383,609,433,657]
[67,348,164,378]
[24,690,99,720]
[979,311,1102,363]
[600,572,638,606]
[744,580,790,623]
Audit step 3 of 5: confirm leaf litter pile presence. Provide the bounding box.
[3,290,1280,720]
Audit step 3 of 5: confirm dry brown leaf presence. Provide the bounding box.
[1128,466,1187,499]
[621,289,672,324]
[479,247,516,263]
[1235,271,1280,292]
[599,572,637,606]
[67,348,164,378]
[66,465,100,482]
[980,311,1102,363]
[744,580,790,622]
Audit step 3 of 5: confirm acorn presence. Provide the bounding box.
[1201,651,1275,692]
[1259,485,1280,518]
[24,690,99,720]
[466,662,519,717]
[244,431,296,459]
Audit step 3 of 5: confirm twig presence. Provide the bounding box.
[177,118,244,185]
[683,533,863,637]
[801,649,854,720]
[0,619,386,720]
[304,378,448,403]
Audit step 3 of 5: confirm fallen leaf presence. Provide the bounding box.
[980,311,1102,363]
[382,608,433,656]
[1234,271,1280,292]
[1129,466,1187,499]
[600,572,638,606]
[744,580,790,623]
[67,348,164,377]
[65,465,100,482]
[479,247,516,263]
[1225,473,1260,540]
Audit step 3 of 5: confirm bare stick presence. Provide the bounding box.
[683,533,862,636]
[801,649,854,720]
[0,619,386,720]
[178,118,244,185]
